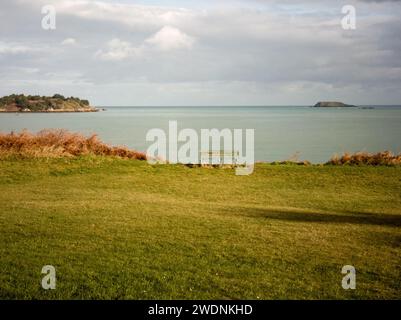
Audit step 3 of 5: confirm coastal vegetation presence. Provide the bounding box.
[0,130,400,299]
[0,94,97,112]
[0,130,146,160]
[1,130,400,166]
[329,151,401,166]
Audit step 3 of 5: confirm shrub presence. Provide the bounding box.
[0,129,147,160]
[327,151,401,166]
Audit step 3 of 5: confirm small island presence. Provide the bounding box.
[0,94,98,112]
[313,101,358,108]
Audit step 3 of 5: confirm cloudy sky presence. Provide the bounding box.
[0,0,400,106]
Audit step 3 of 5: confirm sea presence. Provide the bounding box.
[1,106,401,163]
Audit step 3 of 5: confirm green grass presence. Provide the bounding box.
[0,156,400,299]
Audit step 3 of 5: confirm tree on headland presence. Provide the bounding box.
[15,95,29,109]
[52,94,66,100]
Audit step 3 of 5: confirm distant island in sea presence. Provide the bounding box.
[313,101,358,108]
[0,94,98,112]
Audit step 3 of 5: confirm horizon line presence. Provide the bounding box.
[98,104,401,108]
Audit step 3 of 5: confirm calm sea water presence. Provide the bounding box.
[1,106,401,163]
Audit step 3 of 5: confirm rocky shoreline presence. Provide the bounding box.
[0,108,100,113]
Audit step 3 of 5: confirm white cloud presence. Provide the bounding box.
[11,67,40,74]
[0,41,35,55]
[53,0,194,30]
[95,38,142,61]
[96,26,194,61]
[61,38,77,45]
[145,26,194,51]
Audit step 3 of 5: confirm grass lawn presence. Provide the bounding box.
[0,156,400,299]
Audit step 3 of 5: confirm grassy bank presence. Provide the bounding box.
[0,156,401,299]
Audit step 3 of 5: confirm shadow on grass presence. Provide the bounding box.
[238,208,401,228]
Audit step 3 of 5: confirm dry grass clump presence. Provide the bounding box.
[328,151,401,166]
[0,129,146,160]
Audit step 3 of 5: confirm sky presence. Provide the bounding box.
[0,0,400,106]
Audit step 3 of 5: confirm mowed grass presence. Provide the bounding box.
[0,156,400,299]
